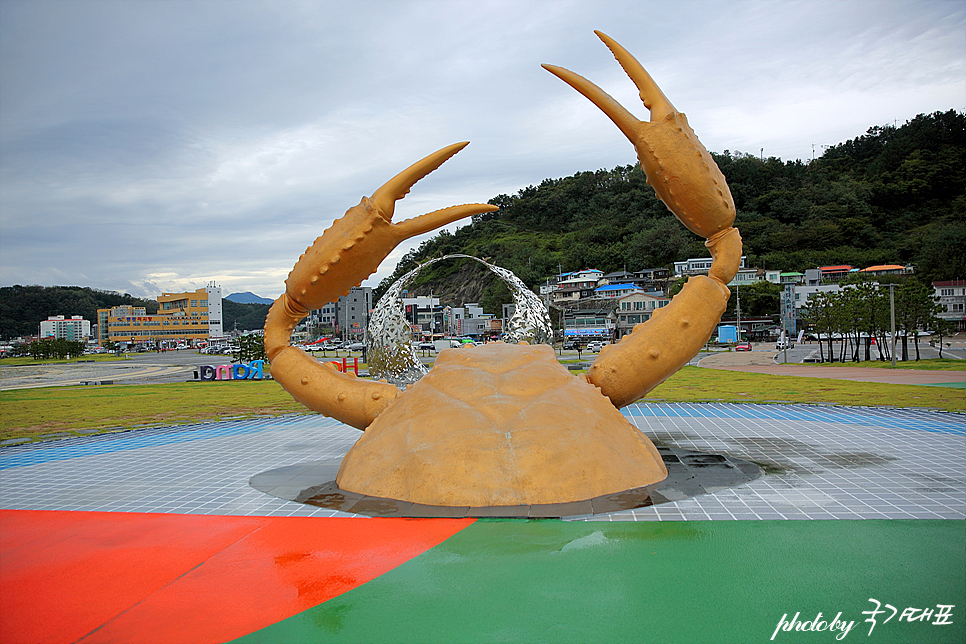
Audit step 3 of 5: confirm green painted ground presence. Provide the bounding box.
[232,519,965,644]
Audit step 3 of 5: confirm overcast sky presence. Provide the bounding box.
[2,0,963,301]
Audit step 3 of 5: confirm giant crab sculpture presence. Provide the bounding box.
[264,32,742,508]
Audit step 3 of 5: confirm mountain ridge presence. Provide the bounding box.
[226,292,274,305]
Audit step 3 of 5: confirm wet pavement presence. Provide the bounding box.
[2,392,964,641]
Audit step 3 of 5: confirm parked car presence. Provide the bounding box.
[586,341,607,352]
[346,342,366,351]
[562,340,579,350]
[734,342,752,351]
[776,339,794,350]
[418,342,436,351]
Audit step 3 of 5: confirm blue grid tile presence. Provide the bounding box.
[1,403,963,521]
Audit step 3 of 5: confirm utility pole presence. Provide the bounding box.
[888,283,897,367]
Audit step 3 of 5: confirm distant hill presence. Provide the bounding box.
[0,285,274,340]
[226,292,274,305]
[222,299,271,332]
[0,286,159,340]
[374,110,966,312]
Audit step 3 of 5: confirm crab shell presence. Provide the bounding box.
[336,342,667,507]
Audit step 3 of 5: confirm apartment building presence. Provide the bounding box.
[40,315,91,341]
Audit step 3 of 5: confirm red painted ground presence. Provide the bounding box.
[0,510,472,644]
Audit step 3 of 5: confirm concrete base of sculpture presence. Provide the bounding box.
[336,343,668,507]
[251,447,763,518]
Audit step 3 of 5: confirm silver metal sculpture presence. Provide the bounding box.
[366,254,553,387]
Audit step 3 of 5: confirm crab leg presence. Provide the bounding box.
[544,32,743,407]
[264,143,498,429]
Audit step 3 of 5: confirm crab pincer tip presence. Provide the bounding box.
[372,142,470,219]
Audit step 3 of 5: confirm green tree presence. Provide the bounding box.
[232,334,266,363]
[801,291,839,362]
[895,279,941,361]
[28,337,86,360]
[930,318,959,358]
[727,280,781,319]
[836,285,865,362]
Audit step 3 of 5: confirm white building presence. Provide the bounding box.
[551,269,603,305]
[40,315,90,341]
[614,292,670,338]
[315,303,337,327]
[934,280,966,330]
[205,282,223,338]
[337,287,373,340]
[674,256,746,276]
[728,268,761,286]
[593,283,643,298]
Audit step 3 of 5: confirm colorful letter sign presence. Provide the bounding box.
[199,360,266,381]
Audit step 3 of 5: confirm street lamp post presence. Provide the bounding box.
[735,281,741,342]
[781,312,788,364]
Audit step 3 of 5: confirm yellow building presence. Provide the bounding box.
[98,284,223,347]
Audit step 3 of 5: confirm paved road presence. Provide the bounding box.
[0,351,224,390]
[699,341,966,386]
[0,349,375,390]
[3,338,965,390]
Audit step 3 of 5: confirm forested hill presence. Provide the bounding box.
[0,286,158,340]
[0,286,270,340]
[375,110,965,311]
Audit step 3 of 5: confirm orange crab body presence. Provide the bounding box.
[336,343,666,507]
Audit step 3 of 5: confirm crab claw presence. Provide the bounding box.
[278,143,496,315]
[370,142,497,238]
[546,33,744,408]
[265,143,497,363]
[543,31,735,239]
[264,142,497,430]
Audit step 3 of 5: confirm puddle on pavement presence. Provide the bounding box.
[642,433,899,476]
[250,447,764,519]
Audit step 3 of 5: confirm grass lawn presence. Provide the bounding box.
[1,365,962,442]
[0,381,307,442]
[646,366,964,412]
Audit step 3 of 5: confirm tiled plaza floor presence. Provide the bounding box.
[3,402,964,644]
[2,403,963,521]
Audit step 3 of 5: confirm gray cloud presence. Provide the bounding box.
[2,0,963,300]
